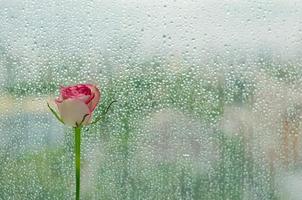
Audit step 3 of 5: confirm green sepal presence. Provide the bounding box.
[90,100,117,125]
[47,103,65,124]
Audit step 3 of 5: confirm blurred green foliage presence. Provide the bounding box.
[0,61,280,200]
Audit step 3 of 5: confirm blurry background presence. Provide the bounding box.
[1,0,302,199]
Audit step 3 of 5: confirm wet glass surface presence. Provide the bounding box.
[1,0,302,199]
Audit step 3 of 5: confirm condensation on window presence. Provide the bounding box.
[1,0,302,199]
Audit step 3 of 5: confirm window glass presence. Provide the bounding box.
[0,0,301,199]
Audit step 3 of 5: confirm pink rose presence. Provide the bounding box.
[55,84,101,127]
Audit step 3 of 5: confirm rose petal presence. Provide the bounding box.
[86,84,101,111]
[76,95,91,103]
[57,99,91,127]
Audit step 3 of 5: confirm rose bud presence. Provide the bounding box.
[55,84,101,127]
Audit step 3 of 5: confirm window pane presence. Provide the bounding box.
[0,0,301,199]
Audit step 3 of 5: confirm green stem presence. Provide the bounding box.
[74,126,81,200]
